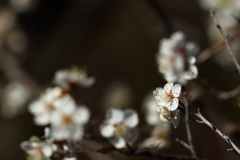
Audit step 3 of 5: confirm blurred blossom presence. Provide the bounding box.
[1,81,30,118]
[153,83,181,128]
[53,66,95,90]
[6,29,28,54]
[28,87,66,125]
[20,136,54,160]
[100,108,139,149]
[0,8,15,44]
[10,0,38,13]
[139,122,171,149]
[142,93,159,126]
[50,97,90,141]
[157,31,198,85]
[102,82,133,109]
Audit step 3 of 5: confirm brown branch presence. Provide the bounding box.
[210,10,240,76]
[72,139,211,160]
[192,108,240,157]
[183,94,199,159]
[0,48,41,98]
[196,28,240,64]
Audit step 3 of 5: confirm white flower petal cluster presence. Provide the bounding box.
[53,66,95,90]
[20,136,54,160]
[140,122,171,149]
[100,108,139,149]
[142,94,160,126]
[50,98,90,141]
[28,87,65,126]
[29,87,90,141]
[157,31,199,85]
[153,83,181,128]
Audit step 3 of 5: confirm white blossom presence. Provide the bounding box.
[50,96,90,141]
[1,81,30,118]
[53,66,95,90]
[140,122,171,149]
[157,31,199,85]
[153,83,181,111]
[20,136,54,160]
[153,83,181,128]
[142,93,159,126]
[100,108,139,149]
[28,87,66,126]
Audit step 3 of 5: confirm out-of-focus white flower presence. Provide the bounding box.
[20,136,54,160]
[100,108,139,149]
[140,122,171,149]
[153,83,181,111]
[28,87,66,126]
[50,96,90,141]
[157,31,199,85]
[142,93,159,126]
[53,66,95,90]
[10,0,37,13]
[153,83,181,128]
[1,81,30,118]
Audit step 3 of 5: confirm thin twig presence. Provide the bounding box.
[197,28,240,64]
[192,108,240,156]
[210,10,240,76]
[183,94,199,159]
[75,139,210,160]
[0,49,41,98]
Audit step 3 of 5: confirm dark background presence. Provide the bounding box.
[0,0,240,160]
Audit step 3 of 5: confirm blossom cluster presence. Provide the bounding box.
[157,31,198,85]
[21,66,94,160]
[153,83,181,128]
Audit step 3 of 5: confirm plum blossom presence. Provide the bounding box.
[100,108,139,149]
[50,95,90,141]
[1,81,30,118]
[28,87,66,126]
[140,122,171,149]
[142,93,160,126]
[53,66,95,90]
[20,136,54,160]
[153,83,181,111]
[153,83,181,128]
[157,31,199,85]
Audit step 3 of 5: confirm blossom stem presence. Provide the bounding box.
[210,10,240,76]
[192,108,240,157]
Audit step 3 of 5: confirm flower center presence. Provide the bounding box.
[114,123,128,136]
[62,114,73,126]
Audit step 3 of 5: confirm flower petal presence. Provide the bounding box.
[123,109,139,128]
[73,106,90,125]
[42,145,53,157]
[164,83,173,92]
[168,98,179,111]
[100,124,115,138]
[110,137,126,149]
[34,113,50,126]
[159,114,170,123]
[172,84,181,97]
[106,108,124,125]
